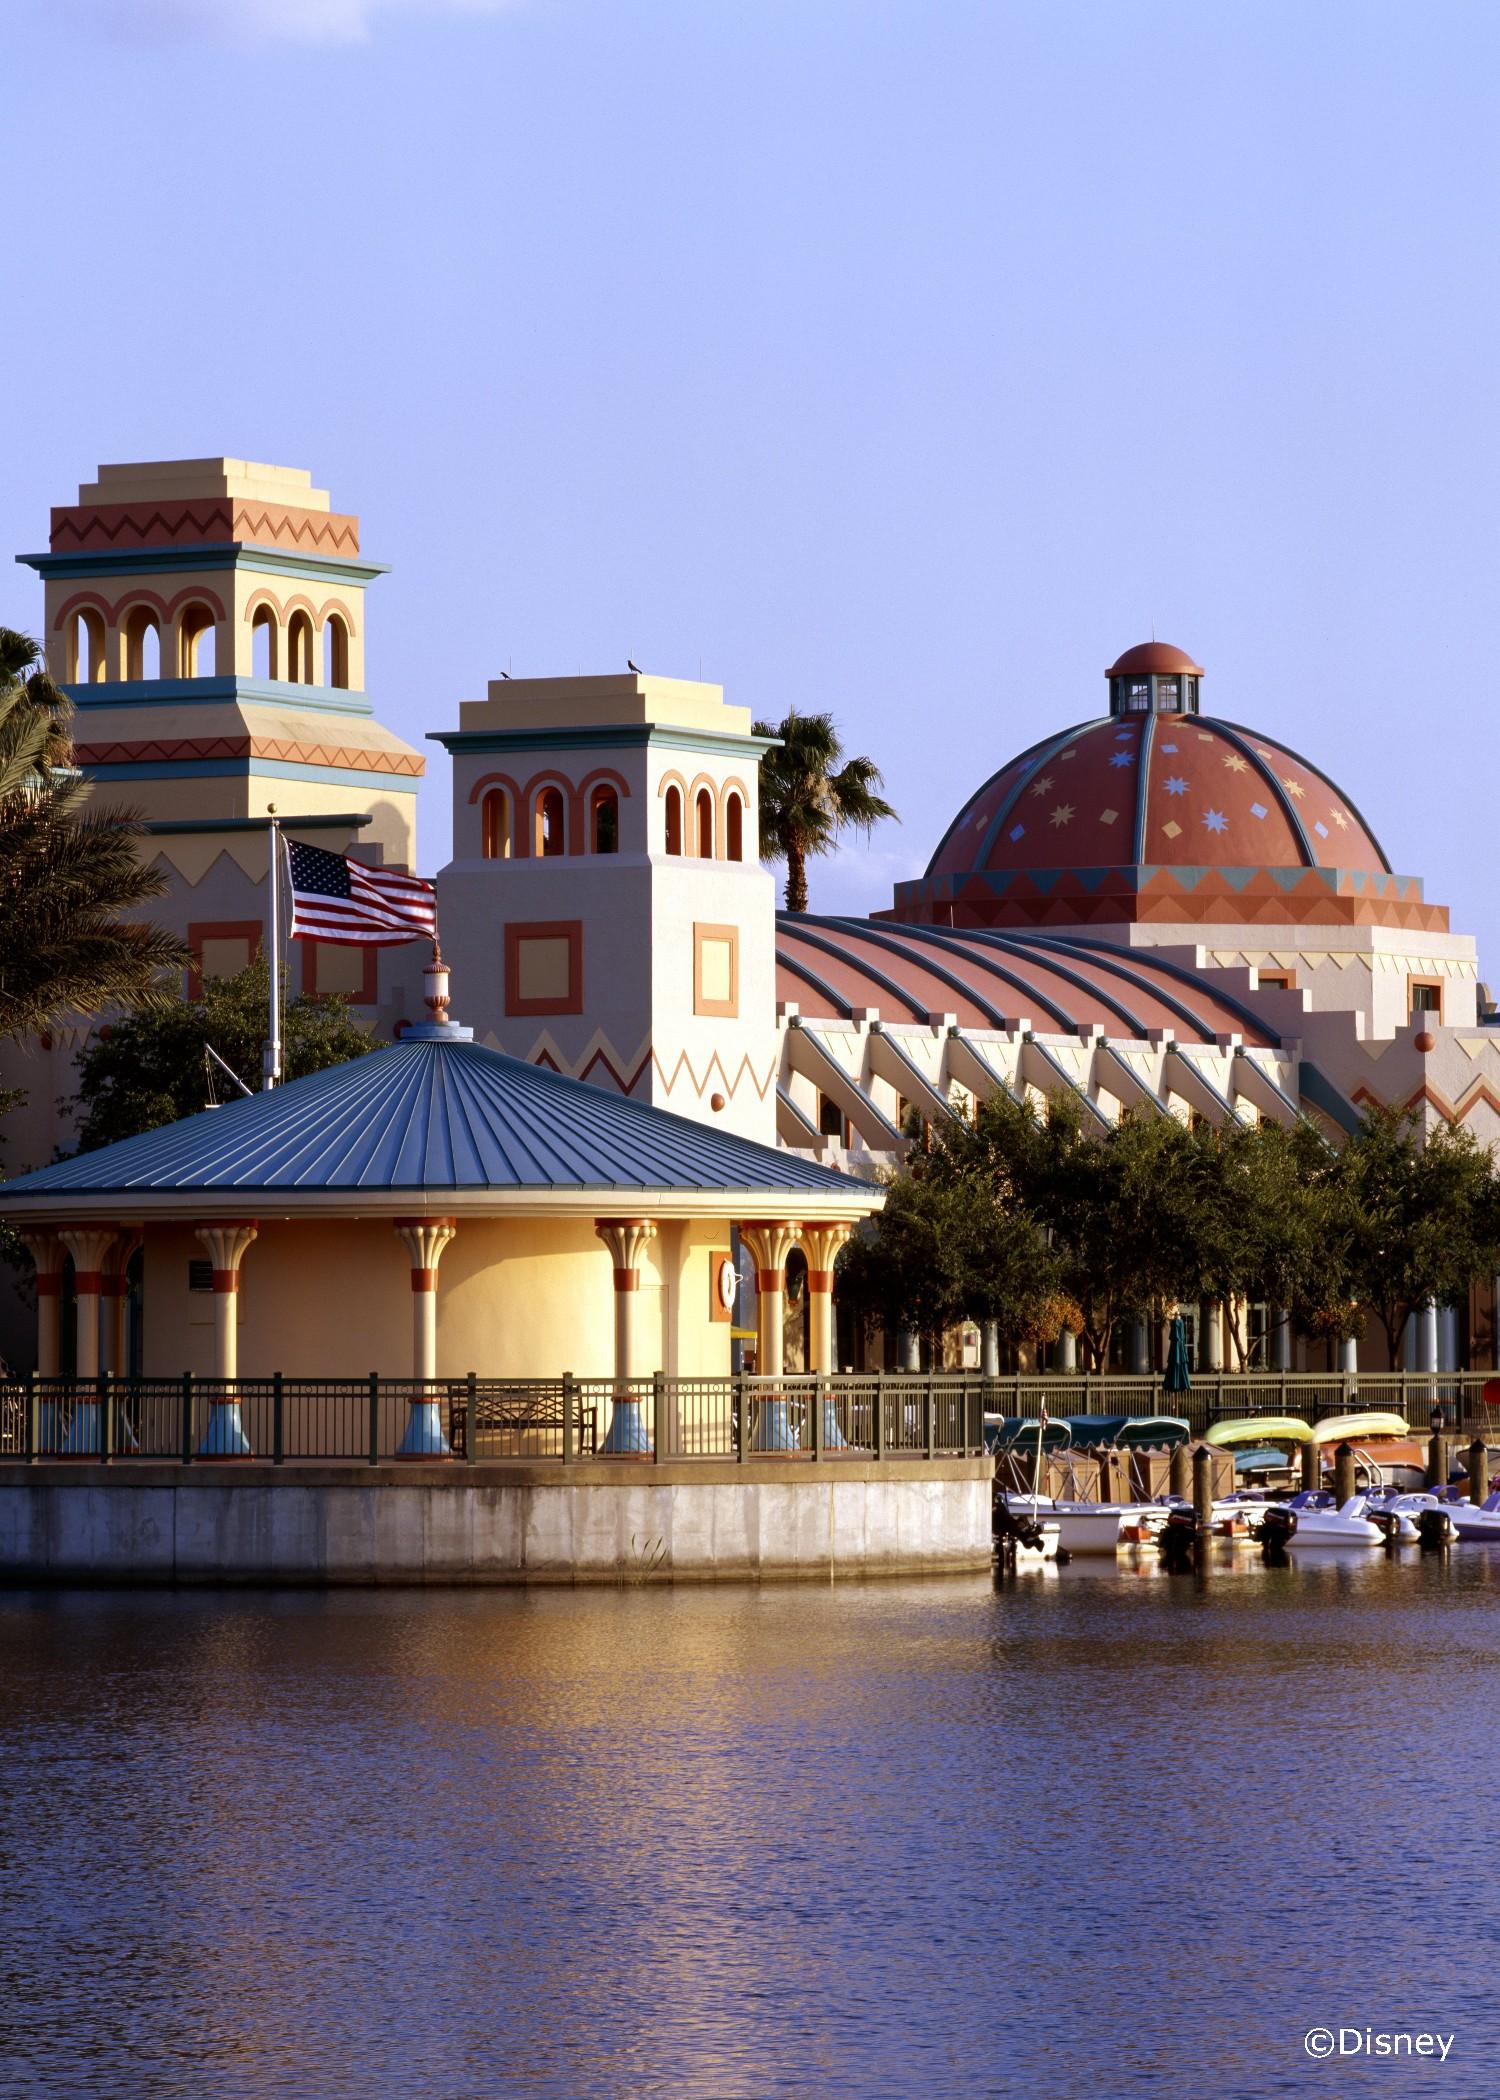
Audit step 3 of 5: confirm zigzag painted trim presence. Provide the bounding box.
[74,734,423,777]
[518,1032,778,1103]
[50,499,361,558]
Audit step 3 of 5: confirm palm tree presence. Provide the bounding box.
[0,628,188,1038]
[752,707,897,913]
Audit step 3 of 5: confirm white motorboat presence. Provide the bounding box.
[1269,1490,1386,1547]
[1442,1488,1500,1541]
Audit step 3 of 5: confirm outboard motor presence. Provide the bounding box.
[1417,1507,1453,1554]
[1371,1508,1404,1552]
[994,1499,1050,1573]
[1250,1504,1297,1561]
[1157,1507,1198,1573]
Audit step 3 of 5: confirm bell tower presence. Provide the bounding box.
[17,458,422,870]
[434,671,780,1145]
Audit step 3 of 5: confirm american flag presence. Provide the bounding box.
[285,839,439,947]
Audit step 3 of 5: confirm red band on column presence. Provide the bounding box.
[410,1269,437,1291]
[757,1269,784,1293]
[806,1270,834,1292]
[35,1274,61,1298]
[612,1268,642,1291]
[74,1272,103,1293]
[211,1270,240,1293]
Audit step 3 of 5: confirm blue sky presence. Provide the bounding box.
[5,0,1498,954]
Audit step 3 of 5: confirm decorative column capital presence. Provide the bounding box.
[738,1220,802,1284]
[59,1225,121,1289]
[800,1221,852,1288]
[595,1218,657,1287]
[18,1230,65,1295]
[194,1221,258,1290]
[394,1216,457,1287]
[101,1228,142,1296]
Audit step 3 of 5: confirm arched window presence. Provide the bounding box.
[68,608,107,684]
[725,792,744,862]
[482,789,512,860]
[177,604,216,677]
[695,787,714,858]
[323,613,350,689]
[590,785,619,854]
[286,610,315,684]
[251,605,279,680]
[664,785,683,856]
[122,607,161,681]
[535,786,566,857]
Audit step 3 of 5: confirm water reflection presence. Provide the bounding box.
[0,1556,1492,2098]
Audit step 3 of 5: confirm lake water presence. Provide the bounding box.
[1,1552,1494,2099]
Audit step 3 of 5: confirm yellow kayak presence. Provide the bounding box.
[1307,1411,1410,1447]
[1205,1416,1315,1448]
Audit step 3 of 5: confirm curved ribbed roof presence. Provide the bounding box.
[924,714,1389,882]
[776,917,1279,1047]
[1,1035,865,1201]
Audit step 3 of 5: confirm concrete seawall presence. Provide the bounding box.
[0,1459,993,1585]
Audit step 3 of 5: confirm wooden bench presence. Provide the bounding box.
[448,1386,597,1458]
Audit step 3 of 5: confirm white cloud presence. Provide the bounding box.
[64,0,520,48]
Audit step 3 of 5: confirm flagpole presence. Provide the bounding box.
[264,807,283,1091]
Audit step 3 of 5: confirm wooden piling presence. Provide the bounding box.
[1192,1445,1214,1526]
[1300,1440,1319,1492]
[1426,1433,1451,1491]
[1467,1438,1489,1506]
[1334,1441,1356,1505]
[1170,1443,1191,1500]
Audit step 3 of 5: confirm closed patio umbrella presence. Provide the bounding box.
[1164,1315,1192,1396]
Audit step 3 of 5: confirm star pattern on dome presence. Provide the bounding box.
[922,709,1388,886]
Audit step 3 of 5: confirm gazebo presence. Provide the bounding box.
[0,1006,880,1459]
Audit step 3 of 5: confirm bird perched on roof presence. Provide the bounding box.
[627,659,642,674]
[499,670,511,679]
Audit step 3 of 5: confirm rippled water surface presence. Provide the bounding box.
[2,1553,1497,2099]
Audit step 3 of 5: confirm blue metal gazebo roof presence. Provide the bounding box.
[0,1035,868,1202]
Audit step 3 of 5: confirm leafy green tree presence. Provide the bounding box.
[71,959,376,1151]
[0,628,188,1037]
[752,707,897,913]
[1331,1104,1500,1360]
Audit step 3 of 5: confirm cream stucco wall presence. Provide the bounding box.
[138,1214,738,1382]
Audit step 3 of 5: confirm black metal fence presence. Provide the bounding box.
[0,1369,1491,1467]
[0,1372,989,1465]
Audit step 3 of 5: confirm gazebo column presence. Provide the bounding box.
[102,1231,141,1379]
[595,1219,658,1453]
[739,1221,802,1451]
[19,1232,65,1449]
[393,1218,457,1456]
[58,1227,118,1454]
[802,1222,852,1449]
[194,1222,258,1456]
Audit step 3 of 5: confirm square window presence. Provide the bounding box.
[694,923,739,1017]
[505,921,583,1016]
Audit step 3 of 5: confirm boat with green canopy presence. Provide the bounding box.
[1063,1414,1191,1450]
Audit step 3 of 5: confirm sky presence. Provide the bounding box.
[4,0,1498,954]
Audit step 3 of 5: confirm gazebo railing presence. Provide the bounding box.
[0,1369,1492,1466]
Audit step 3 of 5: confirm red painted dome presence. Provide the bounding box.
[924,711,1389,882]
